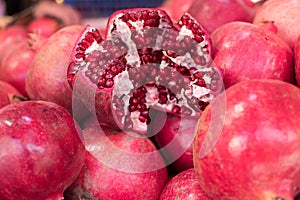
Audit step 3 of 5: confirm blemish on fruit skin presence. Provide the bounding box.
[228,135,248,157]
[26,144,45,153]
[4,119,13,126]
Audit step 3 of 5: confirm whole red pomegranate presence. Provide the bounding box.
[0,25,29,63]
[0,80,22,103]
[25,25,85,113]
[159,168,212,200]
[0,100,85,200]
[211,21,294,88]
[0,35,46,97]
[64,126,168,200]
[27,17,62,38]
[188,0,261,33]
[253,0,300,49]
[67,8,223,134]
[194,79,300,200]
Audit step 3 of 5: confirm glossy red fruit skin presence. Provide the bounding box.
[0,85,10,109]
[0,80,22,103]
[253,0,300,49]
[0,100,85,200]
[152,112,196,172]
[27,17,61,38]
[64,126,168,200]
[194,79,300,200]
[188,0,257,33]
[294,36,300,86]
[159,168,212,200]
[212,21,295,89]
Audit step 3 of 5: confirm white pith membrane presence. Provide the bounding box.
[70,10,220,134]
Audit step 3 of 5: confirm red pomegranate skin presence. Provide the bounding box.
[152,112,196,172]
[25,25,86,113]
[188,0,257,33]
[0,100,85,200]
[0,80,22,103]
[194,79,300,200]
[211,21,295,89]
[64,126,168,200]
[27,17,61,38]
[294,36,300,86]
[253,0,300,49]
[0,84,10,109]
[159,168,212,200]
[158,0,195,21]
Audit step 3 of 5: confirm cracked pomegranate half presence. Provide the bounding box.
[68,8,223,134]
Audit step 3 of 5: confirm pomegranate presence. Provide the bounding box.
[211,21,294,89]
[0,34,47,97]
[0,25,29,63]
[158,0,195,21]
[159,168,212,200]
[27,17,62,38]
[67,8,223,134]
[253,0,300,49]
[25,25,86,114]
[188,0,262,33]
[0,80,23,103]
[0,85,10,109]
[194,79,300,200]
[0,100,85,200]
[150,111,197,172]
[64,126,168,200]
[295,36,300,86]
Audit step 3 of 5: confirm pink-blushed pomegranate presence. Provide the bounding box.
[295,36,300,86]
[0,85,10,109]
[0,80,23,103]
[64,125,168,200]
[0,34,47,97]
[253,0,300,49]
[158,0,195,21]
[0,25,29,63]
[188,0,262,33]
[211,21,295,89]
[0,100,85,200]
[25,25,85,113]
[194,79,300,200]
[27,17,62,38]
[67,8,223,134]
[159,168,212,200]
[150,111,197,172]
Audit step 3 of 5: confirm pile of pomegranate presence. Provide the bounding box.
[1,0,300,199]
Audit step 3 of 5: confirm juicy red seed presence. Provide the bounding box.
[130,97,140,105]
[105,79,114,87]
[194,34,204,43]
[79,40,90,49]
[172,105,181,114]
[129,105,136,112]
[139,115,147,123]
[75,53,85,60]
[158,94,168,104]
[137,104,147,112]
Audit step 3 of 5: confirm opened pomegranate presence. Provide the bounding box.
[150,111,197,172]
[253,0,300,49]
[194,79,300,200]
[64,125,168,200]
[25,25,88,115]
[27,17,62,38]
[0,25,29,63]
[0,34,47,97]
[0,100,85,200]
[211,21,294,89]
[159,168,212,200]
[188,0,262,33]
[0,80,23,103]
[68,8,223,134]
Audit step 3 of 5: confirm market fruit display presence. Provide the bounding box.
[1,0,300,199]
